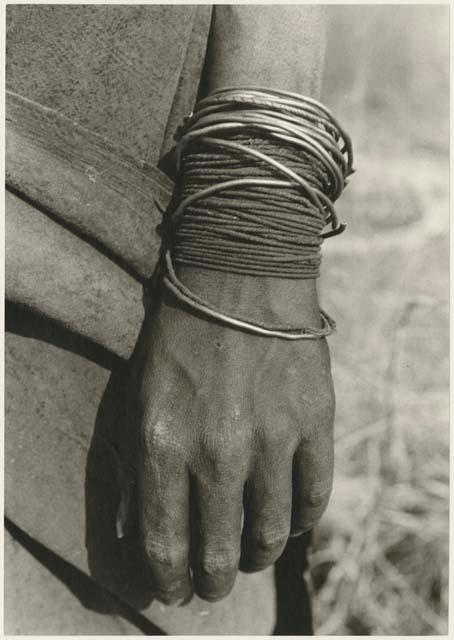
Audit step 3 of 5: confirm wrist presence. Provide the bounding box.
[176,265,320,328]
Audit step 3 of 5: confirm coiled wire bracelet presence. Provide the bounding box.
[161,86,354,339]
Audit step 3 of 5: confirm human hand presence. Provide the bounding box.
[127,268,334,604]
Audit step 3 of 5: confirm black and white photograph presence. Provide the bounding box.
[3,2,450,635]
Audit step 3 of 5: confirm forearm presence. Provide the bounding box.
[205,5,326,97]
[136,8,336,604]
[177,7,328,327]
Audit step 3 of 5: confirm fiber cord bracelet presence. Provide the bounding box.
[170,143,332,279]
[161,87,354,339]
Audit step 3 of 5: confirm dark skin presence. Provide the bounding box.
[123,6,335,604]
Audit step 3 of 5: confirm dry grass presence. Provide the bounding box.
[309,151,449,635]
[308,154,448,636]
[310,10,449,632]
[311,299,449,635]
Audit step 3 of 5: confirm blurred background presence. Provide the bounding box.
[314,5,449,635]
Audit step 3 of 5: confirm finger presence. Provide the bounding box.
[191,465,244,602]
[241,445,294,572]
[140,429,192,605]
[291,429,334,536]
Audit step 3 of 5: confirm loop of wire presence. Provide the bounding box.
[161,87,354,339]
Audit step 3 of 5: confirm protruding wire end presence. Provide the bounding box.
[321,223,347,239]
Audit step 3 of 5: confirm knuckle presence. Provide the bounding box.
[303,407,335,445]
[144,538,186,572]
[199,439,242,477]
[317,387,336,419]
[262,426,296,454]
[306,487,332,510]
[143,422,182,459]
[253,527,289,555]
[296,488,332,532]
[307,386,335,419]
[309,411,333,435]
[199,547,240,577]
